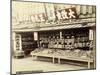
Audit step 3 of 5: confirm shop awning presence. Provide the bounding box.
[12,22,95,32]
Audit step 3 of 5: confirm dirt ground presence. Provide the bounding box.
[11,56,87,74]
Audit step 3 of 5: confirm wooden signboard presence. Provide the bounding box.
[89,29,93,40]
[33,32,38,41]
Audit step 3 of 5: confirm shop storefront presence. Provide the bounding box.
[12,2,96,69]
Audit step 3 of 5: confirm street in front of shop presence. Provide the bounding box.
[12,56,87,74]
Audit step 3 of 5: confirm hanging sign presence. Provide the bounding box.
[89,29,93,40]
[45,4,56,21]
[34,32,38,41]
[15,34,22,50]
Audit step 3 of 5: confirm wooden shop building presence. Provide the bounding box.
[12,3,96,69]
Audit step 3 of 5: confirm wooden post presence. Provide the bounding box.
[88,61,91,69]
[89,27,96,68]
[93,27,96,68]
[12,32,16,52]
[53,57,55,64]
[19,34,22,51]
[58,58,61,64]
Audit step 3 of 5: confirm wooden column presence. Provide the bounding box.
[19,34,22,51]
[89,27,96,68]
[93,27,96,68]
[53,57,55,64]
[58,58,61,64]
[12,32,16,53]
[88,61,91,69]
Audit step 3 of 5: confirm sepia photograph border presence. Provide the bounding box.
[10,0,96,75]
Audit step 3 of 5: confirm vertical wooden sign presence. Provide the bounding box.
[15,34,22,51]
[34,32,38,41]
[45,3,56,21]
[89,29,93,40]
